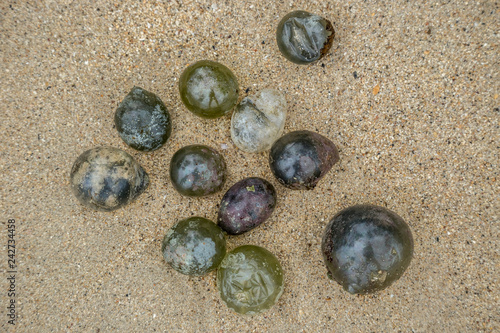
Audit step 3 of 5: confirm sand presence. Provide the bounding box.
[0,0,498,331]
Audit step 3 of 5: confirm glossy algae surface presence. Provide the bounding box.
[169,145,227,197]
[231,89,287,153]
[322,205,414,294]
[162,217,226,276]
[276,10,334,64]
[217,177,277,235]
[179,60,239,119]
[269,130,339,190]
[217,245,283,315]
[70,147,149,211]
[115,86,172,152]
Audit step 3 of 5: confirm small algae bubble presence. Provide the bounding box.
[70,147,149,211]
[217,245,283,315]
[162,217,226,276]
[218,178,277,235]
[170,145,227,197]
[179,60,239,119]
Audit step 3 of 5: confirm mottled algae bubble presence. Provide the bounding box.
[322,205,414,294]
[115,86,172,152]
[170,145,226,197]
[217,177,277,235]
[162,217,226,276]
[70,146,149,211]
[269,130,339,190]
[217,245,283,315]
[276,10,334,64]
[179,60,239,119]
[231,89,287,153]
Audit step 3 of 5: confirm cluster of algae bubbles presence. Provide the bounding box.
[70,9,414,316]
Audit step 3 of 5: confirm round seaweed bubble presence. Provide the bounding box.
[217,245,284,315]
[322,204,414,294]
[179,60,239,119]
[170,145,227,197]
[162,216,226,276]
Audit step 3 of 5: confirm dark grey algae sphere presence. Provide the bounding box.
[114,86,172,152]
[269,130,339,190]
[169,145,227,197]
[322,205,414,294]
[70,147,149,211]
[276,11,335,64]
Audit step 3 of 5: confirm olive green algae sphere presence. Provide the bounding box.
[217,245,284,315]
[162,217,226,276]
[179,60,239,119]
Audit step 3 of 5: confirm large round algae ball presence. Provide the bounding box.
[70,147,149,211]
[217,177,277,235]
[217,245,284,315]
[322,205,414,294]
[269,130,339,190]
[162,217,226,276]
[169,145,227,197]
[276,10,335,64]
[179,60,239,119]
[231,89,287,153]
[114,86,172,152]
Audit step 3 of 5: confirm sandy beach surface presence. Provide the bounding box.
[1,0,498,331]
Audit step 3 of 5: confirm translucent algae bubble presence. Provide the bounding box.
[276,10,335,64]
[162,217,226,276]
[217,245,284,315]
[269,130,339,190]
[70,146,149,211]
[217,177,277,235]
[114,86,172,152]
[170,145,227,197]
[179,60,239,119]
[321,205,414,294]
[231,89,287,153]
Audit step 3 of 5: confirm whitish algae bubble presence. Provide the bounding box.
[322,205,414,294]
[231,89,287,153]
[179,60,239,119]
[70,146,149,211]
[217,245,283,315]
[276,10,335,64]
[162,217,226,276]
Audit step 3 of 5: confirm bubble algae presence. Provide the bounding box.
[179,60,239,119]
[321,205,414,294]
[70,146,149,211]
[170,145,227,197]
[115,86,172,152]
[231,89,287,153]
[269,130,339,190]
[276,10,335,64]
[162,217,226,276]
[217,245,284,315]
[217,177,277,235]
